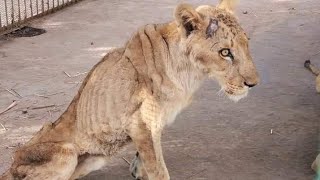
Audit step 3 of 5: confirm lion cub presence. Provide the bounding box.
[0,0,259,179]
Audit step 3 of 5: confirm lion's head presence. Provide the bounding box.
[174,0,259,101]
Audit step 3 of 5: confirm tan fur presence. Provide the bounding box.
[312,154,320,174]
[217,0,239,14]
[305,60,320,175]
[304,60,320,93]
[1,1,259,180]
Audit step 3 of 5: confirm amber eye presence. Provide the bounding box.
[220,49,230,56]
[219,48,234,60]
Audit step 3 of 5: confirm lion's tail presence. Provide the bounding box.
[304,60,320,76]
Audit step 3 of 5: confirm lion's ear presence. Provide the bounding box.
[174,4,203,37]
[217,0,239,14]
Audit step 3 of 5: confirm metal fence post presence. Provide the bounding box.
[0,0,83,34]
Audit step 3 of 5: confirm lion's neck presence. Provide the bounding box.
[157,22,205,97]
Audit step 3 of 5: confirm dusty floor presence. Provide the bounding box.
[0,0,320,179]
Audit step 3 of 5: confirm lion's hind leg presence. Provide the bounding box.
[9,142,78,180]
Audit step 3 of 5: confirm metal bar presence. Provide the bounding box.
[24,0,27,19]
[18,0,21,22]
[4,0,9,26]
[36,0,39,15]
[1,0,84,34]
[10,0,14,24]
[0,11,2,28]
[29,0,33,16]
[41,0,44,14]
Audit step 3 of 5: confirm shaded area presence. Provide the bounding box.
[2,26,46,38]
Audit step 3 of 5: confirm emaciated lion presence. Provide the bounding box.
[0,0,259,179]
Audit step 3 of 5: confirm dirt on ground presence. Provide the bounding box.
[0,0,319,179]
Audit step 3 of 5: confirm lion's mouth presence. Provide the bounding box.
[223,84,249,102]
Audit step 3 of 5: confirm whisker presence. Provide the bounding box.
[216,87,225,96]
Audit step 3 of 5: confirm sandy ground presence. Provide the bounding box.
[0,0,320,179]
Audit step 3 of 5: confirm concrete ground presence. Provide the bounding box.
[0,0,320,179]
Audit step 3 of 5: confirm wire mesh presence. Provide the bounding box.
[0,0,79,33]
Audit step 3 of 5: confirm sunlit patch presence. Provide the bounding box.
[84,47,116,58]
[42,21,65,28]
[273,0,293,2]
[86,47,115,52]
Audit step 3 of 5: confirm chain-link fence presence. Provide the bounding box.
[0,0,81,33]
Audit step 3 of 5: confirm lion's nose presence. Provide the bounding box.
[244,81,257,88]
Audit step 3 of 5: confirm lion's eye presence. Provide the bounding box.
[221,49,229,56]
[219,48,233,60]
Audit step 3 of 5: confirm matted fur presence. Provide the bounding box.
[1,1,259,179]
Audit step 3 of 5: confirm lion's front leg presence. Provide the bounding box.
[129,120,169,180]
[130,152,148,180]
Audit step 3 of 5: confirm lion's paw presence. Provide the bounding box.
[129,152,147,180]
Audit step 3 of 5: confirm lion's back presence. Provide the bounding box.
[73,47,142,154]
